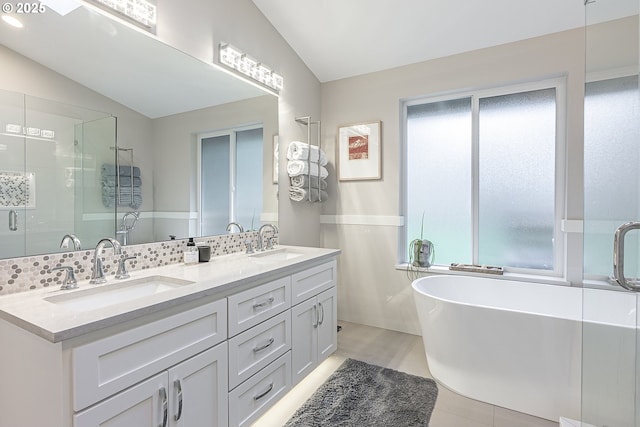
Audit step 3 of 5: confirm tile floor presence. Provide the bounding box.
[252,321,559,427]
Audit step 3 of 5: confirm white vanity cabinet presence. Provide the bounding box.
[74,342,228,427]
[291,261,337,384]
[72,298,229,427]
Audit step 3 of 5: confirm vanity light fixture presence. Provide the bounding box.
[219,43,284,92]
[88,0,156,29]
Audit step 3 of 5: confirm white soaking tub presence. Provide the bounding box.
[412,274,583,421]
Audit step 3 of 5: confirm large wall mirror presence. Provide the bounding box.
[0,2,279,259]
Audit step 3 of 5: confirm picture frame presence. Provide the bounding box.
[337,120,382,181]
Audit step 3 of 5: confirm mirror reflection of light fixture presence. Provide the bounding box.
[4,124,56,140]
[219,43,284,92]
[87,0,157,30]
[1,15,24,28]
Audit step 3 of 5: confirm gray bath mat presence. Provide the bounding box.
[284,358,438,426]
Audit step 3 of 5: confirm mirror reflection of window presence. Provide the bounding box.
[199,126,263,235]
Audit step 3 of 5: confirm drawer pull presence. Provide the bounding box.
[253,296,275,310]
[174,379,183,421]
[253,337,275,353]
[253,382,274,401]
[159,387,168,427]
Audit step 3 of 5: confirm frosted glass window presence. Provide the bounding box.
[478,89,556,270]
[201,135,230,236]
[236,128,263,230]
[406,98,472,265]
[584,76,640,279]
[404,81,561,272]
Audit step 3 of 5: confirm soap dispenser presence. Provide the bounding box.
[183,237,199,264]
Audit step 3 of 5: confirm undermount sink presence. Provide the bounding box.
[249,247,304,262]
[44,275,194,312]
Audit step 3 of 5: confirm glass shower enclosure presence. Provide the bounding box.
[0,89,116,259]
[582,0,640,426]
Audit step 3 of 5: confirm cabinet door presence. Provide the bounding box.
[291,297,318,384]
[169,343,228,427]
[74,373,167,427]
[317,287,337,363]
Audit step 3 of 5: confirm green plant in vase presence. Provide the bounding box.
[407,212,435,281]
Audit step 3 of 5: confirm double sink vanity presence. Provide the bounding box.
[0,245,340,427]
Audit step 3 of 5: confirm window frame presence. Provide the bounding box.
[400,76,567,277]
[196,123,263,236]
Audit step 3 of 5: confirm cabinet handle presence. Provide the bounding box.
[253,382,274,401]
[318,302,325,325]
[159,387,168,427]
[174,379,183,421]
[313,304,318,328]
[253,337,275,353]
[253,296,275,310]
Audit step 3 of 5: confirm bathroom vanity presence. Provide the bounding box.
[0,246,339,427]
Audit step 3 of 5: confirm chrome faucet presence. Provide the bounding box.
[226,222,244,233]
[60,233,81,250]
[90,238,122,284]
[257,224,277,251]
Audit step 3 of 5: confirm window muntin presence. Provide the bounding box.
[404,79,564,274]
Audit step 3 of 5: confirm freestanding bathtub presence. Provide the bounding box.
[412,274,583,421]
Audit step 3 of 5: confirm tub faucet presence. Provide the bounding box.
[60,233,81,250]
[258,224,277,251]
[90,238,122,284]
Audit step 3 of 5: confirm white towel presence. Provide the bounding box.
[290,175,327,190]
[287,141,327,166]
[287,160,328,178]
[289,187,328,202]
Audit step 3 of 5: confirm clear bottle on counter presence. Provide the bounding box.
[183,237,199,264]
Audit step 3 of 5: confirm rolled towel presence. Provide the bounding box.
[287,160,328,178]
[101,164,141,177]
[289,186,328,202]
[102,176,142,187]
[287,141,327,166]
[290,175,327,190]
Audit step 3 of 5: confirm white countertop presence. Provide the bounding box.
[0,246,340,343]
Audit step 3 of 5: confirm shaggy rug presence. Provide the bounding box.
[284,359,438,426]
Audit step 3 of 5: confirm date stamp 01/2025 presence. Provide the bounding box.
[2,2,47,14]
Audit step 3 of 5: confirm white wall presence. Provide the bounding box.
[155,0,323,247]
[320,28,586,335]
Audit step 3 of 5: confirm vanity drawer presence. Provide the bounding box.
[291,260,336,305]
[228,276,291,336]
[228,351,291,427]
[71,299,227,411]
[228,310,291,390]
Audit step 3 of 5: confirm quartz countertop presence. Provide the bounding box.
[0,245,340,343]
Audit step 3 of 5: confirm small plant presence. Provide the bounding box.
[406,212,435,281]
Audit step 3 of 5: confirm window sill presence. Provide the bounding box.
[395,263,571,287]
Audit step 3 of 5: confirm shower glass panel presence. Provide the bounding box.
[201,135,231,236]
[0,91,27,258]
[582,1,640,426]
[235,127,263,230]
[0,89,116,259]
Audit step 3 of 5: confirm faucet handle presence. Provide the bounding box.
[51,266,78,290]
[115,255,137,280]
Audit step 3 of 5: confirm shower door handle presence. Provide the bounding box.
[613,221,640,291]
[8,210,17,231]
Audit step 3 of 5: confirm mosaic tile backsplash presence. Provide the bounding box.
[0,231,270,296]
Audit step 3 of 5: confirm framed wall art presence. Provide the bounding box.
[337,120,381,181]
